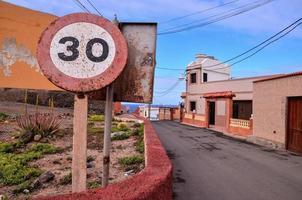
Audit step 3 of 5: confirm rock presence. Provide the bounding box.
[20,131,34,143]
[87,162,94,168]
[53,160,61,165]
[39,171,55,183]
[111,131,125,137]
[31,179,41,189]
[31,171,55,189]
[23,189,30,194]
[34,134,42,141]
[124,170,134,176]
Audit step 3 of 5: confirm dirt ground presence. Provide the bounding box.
[0,101,144,199]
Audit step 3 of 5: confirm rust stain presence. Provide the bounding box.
[103,156,110,164]
[90,23,157,103]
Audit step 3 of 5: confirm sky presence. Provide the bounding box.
[4,0,302,105]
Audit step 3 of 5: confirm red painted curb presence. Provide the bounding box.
[34,116,173,200]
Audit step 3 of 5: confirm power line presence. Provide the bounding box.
[160,0,240,24]
[154,80,184,97]
[155,79,182,94]
[160,0,269,32]
[158,0,274,35]
[156,67,185,71]
[85,0,102,16]
[204,17,302,69]
[213,19,302,70]
[73,0,91,13]
[156,17,302,72]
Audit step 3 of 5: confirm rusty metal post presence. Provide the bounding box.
[148,103,151,119]
[101,16,118,187]
[102,84,114,187]
[72,94,88,192]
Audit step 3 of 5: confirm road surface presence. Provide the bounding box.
[152,121,302,200]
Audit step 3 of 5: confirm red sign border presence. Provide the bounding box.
[37,13,128,92]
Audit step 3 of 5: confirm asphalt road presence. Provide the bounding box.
[152,121,302,200]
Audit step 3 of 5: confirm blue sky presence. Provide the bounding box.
[4,0,302,105]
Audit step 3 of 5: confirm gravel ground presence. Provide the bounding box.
[0,101,143,199]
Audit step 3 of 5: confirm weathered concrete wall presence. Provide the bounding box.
[34,115,173,200]
[253,74,302,145]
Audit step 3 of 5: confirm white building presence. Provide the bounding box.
[139,105,159,121]
[186,54,231,84]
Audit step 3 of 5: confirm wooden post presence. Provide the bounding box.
[102,84,114,187]
[72,94,88,192]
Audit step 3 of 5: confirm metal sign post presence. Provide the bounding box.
[37,13,127,192]
[102,84,114,187]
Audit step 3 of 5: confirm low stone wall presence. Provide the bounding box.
[34,116,173,200]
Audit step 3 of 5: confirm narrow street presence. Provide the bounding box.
[153,121,302,200]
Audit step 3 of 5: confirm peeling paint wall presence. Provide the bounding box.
[0,38,39,76]
[0,1,60,90]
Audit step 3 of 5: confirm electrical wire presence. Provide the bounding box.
[213,20,302,70]
[154,80,184,97]
[158,0,274,35]
[73,0,91,13]
[160,0,240,24]
[203,18,302,69]
[155,79,182,94]
[160,0,270,32]
[85,0,102,16]
[156,67,185,71]
[156,17,302,72]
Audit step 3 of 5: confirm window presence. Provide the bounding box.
[203,73,208,82]
[190,101,196,112]
[232,100,252,120]
[190,73,197,84]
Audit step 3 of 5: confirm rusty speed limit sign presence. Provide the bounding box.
[37,13,128,92]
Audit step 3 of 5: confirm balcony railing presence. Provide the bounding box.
[195,115,205,121]
[184,113,193,119]
[230,118,250,129]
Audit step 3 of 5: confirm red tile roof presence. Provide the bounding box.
[254,71,302,83]
[203,91,235,98]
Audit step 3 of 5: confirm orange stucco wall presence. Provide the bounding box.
[0,1,60,90]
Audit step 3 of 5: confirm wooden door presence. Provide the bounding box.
[287,97,302,154]
[209,102,216,125]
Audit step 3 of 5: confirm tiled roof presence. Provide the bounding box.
[254,71,302,83]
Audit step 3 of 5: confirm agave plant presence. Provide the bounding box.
[16,113,62,140]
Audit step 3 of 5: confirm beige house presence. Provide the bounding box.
[182,54,275,136]
[181,54,302,154]
[251,72,302,154]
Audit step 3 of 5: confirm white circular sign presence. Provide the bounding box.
[37,13,128,92]
[50,22,116,79]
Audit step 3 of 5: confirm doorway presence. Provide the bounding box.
[287,97,302,154]
[209,102,215,125]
